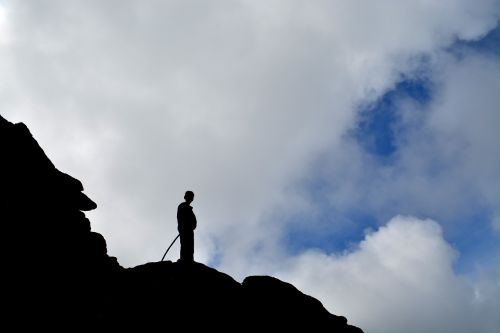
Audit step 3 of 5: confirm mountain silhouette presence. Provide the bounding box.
[1,115,363,332]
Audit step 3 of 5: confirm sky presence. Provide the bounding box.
[1,1,499,332]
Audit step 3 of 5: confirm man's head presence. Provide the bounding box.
[184,190,194,204]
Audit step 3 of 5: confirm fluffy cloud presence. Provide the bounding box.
[0,5,9,44]
[277,216,500,333]
[2,0,498,267]
[301,50,500,236]
[1,1,499,332]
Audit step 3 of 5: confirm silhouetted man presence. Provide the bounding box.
[177,191,197,262]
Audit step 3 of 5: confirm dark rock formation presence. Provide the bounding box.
[1,115,363,332]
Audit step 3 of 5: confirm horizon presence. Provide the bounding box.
[1,1,499,332]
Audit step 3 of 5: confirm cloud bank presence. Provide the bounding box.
[277,216,500,333]
[1,1,499,331]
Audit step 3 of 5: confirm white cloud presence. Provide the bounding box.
[0,4,8,44]
[428,54,500,222]
[306,51,500,233]
[276,216,500,333]
[1,1,499,331]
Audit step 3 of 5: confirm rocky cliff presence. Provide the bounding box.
[0,115,363,331]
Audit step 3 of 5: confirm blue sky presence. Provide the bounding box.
[285,26,499,276]
[356,26,499,275]
[1,2,499,332]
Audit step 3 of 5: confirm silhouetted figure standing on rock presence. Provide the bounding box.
[177,191,197,262]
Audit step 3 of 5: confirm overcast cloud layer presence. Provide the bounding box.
[1,1,499,332]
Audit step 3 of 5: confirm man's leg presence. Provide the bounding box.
[180,231,194,262]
